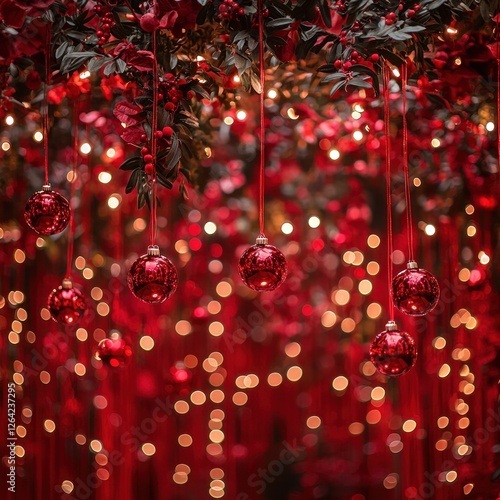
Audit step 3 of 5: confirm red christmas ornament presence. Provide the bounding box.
[25,184,70,235]
[369,321,417,376]
[392,261,440,316]
[95,331,132,368]
[47,278,87,325]
[238,236,288,292]
[128,245,178,303]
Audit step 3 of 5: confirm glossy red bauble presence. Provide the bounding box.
[238,236,288,292]
[392,261,440,316]
[48,279,87,325]
[369,321,417,376]
[25,185,70,235]
[96,332,132,368]
[128,245,178,303]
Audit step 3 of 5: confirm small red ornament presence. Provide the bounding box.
[47,278,87,325]
[128,245,178,303]
[238,235,288,292]
[392,261,440,316]
[96,331,132,368]
[25,184,70,235]
[369,321,417,376]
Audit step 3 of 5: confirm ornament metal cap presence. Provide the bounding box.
[62,278,73,289]
[255,234,268,245]
[147,245,161,256]
[385,320,398,331]
[42,184,52,192]
[407,260,418,270]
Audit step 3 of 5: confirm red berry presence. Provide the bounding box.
[343,61,352,69]
[407,9,415,17]
[164,102,175,111]
[155,130,163,139]
[141,147,149,156]
[140,134,148,142]
[162,126,173,137]
[144,154,153,162]
[334,60,342,68]
[186,90,195,99]
[145,163,154,175]
[414,4,421,10]
[178,78,187,86]
[351,50,358,58]
[370,54,380,62]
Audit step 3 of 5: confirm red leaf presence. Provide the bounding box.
[121,125,145,145]
[0,1,26,29]
[128,50,154,71]
[159,10,178,29]
[113,101,144,126]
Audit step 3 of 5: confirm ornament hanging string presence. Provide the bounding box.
[258,0,265,236]
[65,101,79,279]
[383,61,395,320]
[401,62,415,262]
[43,26,51,186]
[149,0,159,246]
[497,12,500,183]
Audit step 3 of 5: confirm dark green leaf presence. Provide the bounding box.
[119,156,141,171]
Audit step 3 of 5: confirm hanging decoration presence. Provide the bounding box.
[47,102,87,325]
[95,331,133,368]
[24,27,70,236]
[238,0,288,292]
[391,61,440,316]
[370,62,417,377]
[127,0,178,304]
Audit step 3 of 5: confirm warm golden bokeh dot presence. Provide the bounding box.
[191,391,207,405]
[75,434,87,446]
[175,320,192,336]
[142,443,156,456]
[90,439,102,453]
[216,281,232,298]
[367,261,380,275]
[321,310,337,328]
[209,321,224,337]
[174,401,190,414]
[178,434,193,447]
[341,318,356,333]
[366,409,381,424]
[91,287,104,301]
[209,430,224,443]
[332,376,349,391]
[349,422,364,435]
[383,473,398,490]
[139,336,155,351]
[284,342,301,358]
[210,390,225,403]
[268,372,283,387]
[306,416,321,429]
[437,416,449,429]
[210,468,224,480]
[44,420,56,433]
[286,366,303,382]
[232,392,248,406]
[402,420,417,433]
[438,364,451,378]
[95,453,108,466]
[61,480,74,494]
[184,354,198,368]
[367,234,380,248]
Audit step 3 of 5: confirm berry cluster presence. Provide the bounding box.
[217,0,245,22]
[159,76,195,112]
[95,4,114,46]
[140,127,174,175]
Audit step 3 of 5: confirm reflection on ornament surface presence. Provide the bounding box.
[47,279,87,325]
[128,245,178,303]
[96,332,132,368]
[370,321,417,376]
[392,261,440,316]
[239,237,288,292]
[25,185,70,235]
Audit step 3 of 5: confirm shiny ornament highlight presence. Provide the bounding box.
[48,279,87,325]
[392,261,440,315]
[369,321,417,376]
[128,245,178,303]
[96,332,132,368]
[25,184,70,235]
[238,236,288,292]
